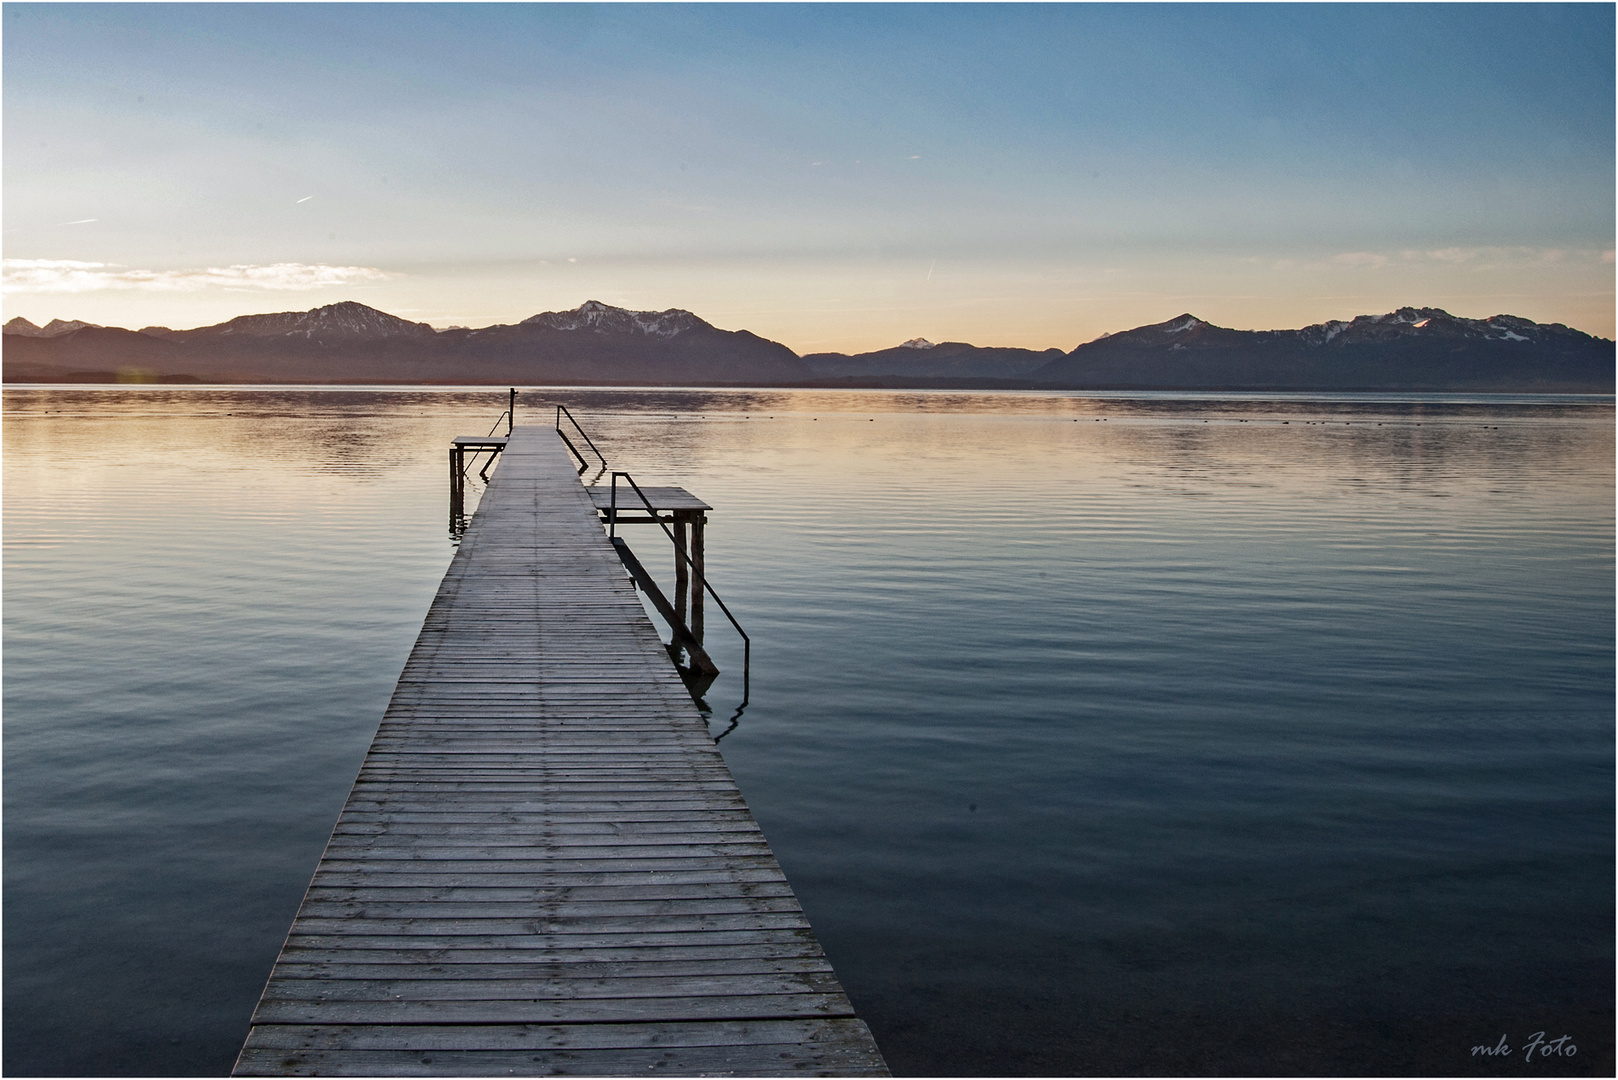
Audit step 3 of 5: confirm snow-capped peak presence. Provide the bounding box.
[43,318,101,336]
[899,338,935,350]
[521,300,708,338]
[6,317,103,337]
[205,301,435,339]
[1287,306,1589,347]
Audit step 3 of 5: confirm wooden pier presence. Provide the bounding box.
[234,425,886,1077]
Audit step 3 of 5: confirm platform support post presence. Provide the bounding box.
[449,446,464,530]
[674,516,690,631]
[691,513,706,643]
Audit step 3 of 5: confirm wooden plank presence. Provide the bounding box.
[335,803,757,816]
[333,810,763,824]
[308,870,791,889]
[238,1016,888,1076]
[291,897,807,918]
[302,884,795,902]
[300,865,796,885]
[272,943,832,965]
[244,1016,880,1052]
[328,823,766,837]
[251,994,857,1025]
[236,426,882,1076]
[259,971,848,1002]
[266,957,835,979]
[278,928,826,951]
[235,1051,883,1077]
[320,840,774,855]
[286,915,816,937]
[237,1052,878,1078]
[320,840,770,854]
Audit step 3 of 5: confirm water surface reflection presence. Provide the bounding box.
[4,386,1611,1076]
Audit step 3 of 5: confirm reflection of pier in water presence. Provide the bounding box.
[235,419,883,1076]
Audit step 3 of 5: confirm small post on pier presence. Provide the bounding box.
[508,388,516,435]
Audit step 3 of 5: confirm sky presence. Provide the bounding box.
[4,3,1614,352]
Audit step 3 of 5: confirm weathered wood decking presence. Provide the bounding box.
[235,426,886,1077]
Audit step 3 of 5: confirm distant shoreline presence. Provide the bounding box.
[5,378,1614,401]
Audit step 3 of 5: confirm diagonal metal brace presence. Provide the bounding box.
[611,537,720,696]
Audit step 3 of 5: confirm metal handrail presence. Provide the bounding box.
[463,390,517,482]
[555,404,608,472]
[610,470,750,705]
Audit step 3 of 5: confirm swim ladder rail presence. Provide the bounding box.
[609,469,751,706]
[555,403,609,474]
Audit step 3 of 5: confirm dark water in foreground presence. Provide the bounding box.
[4,387,1612,1076]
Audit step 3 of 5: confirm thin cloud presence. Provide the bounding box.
[296,195,314,203]
[56,218,99,226]
[2,260,393,294]
[1319,246,1612,270]
[1421,247,1482,264]
[1396,246,1591,266]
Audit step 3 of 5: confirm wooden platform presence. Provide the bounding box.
[586,486,712,514]
[235,426,886,1077]
[586,485,712,528]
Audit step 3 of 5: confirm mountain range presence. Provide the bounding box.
[1037,309,1613,391]
[4,300,1612,391]
[3,300,808,386]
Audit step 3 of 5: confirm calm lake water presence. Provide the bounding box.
[4,386,1612,1076]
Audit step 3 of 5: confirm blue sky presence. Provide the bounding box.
[5,3,1613,350]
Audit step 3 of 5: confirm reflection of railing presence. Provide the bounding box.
[608,470,750,706]
[555,404,608,475]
